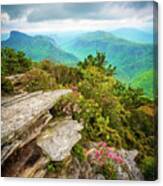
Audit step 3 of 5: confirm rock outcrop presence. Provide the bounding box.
[44,142,143,180]
[1,89,83,177]
[37,118,83,161]
[116,149,144,180]
[1,90,72,163]
[1,89,143,180]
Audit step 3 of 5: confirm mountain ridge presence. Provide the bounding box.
[2,31,79,64]
[110,28,153,44]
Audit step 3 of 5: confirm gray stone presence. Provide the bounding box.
[37,118,83,161]
[1,112,52,163]
[1,89,72,164]
[116,149,144,180]
[93,174,105,180]
[1,89,72,144]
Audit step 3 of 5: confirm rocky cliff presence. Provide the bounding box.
[1,89,83,177]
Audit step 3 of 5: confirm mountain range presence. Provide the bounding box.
[62,31,153,81]
[2,31,78,65]
[2,29,155,98]
[110,28,153,44]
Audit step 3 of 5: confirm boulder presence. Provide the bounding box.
[37,118,83,161]
[116,149,144,180]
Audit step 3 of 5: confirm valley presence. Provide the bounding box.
[2,29,156,98]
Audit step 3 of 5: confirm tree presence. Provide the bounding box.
[106,64,117,76]
[1,47,32,76]
[78,52,107,69]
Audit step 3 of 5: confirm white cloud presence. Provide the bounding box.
[1,17,153,34]
[1,2,154,34]
[1,12,10,24]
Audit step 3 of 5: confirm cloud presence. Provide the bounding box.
[1,1,154,33]
[1,12,10,24]
[1,4,31,20]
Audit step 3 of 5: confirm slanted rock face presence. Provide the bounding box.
[1,89,72,163]
[37,118,83,161]
[1,89,72,144]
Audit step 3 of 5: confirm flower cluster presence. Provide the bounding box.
[87,142,124,166]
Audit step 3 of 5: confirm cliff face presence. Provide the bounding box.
[1,90,83,177]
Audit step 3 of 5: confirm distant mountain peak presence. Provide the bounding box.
[2,30,78,63]
[10,30,26,36]
[10,30,31,40]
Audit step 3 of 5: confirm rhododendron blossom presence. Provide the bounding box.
[87,141,124,166]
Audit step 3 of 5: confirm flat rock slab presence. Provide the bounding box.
[37,118,83,161]
[1,89,72,144]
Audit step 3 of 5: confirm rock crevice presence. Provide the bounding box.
[1,90,84,177]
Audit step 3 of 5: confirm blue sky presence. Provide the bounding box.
[1,1,154,34]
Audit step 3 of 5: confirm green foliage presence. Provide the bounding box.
[1,77,14,96]
[25,68,57,92]
[106,64,117,76]
[47,161,64,173]
[39,60,83,86]
[129,109,155,136]
[51,93,122,147]
[51,52,155,156]
[140,156,157,180]
[78,52,107,69]
[71,143,86,162]
[1,47,32,76]
[1,48,156,180]
[102,162,117,180]
[47,163,56,172]
[113,80,150,109]
[132,70,155,99]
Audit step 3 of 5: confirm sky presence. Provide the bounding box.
[1,1,155,34]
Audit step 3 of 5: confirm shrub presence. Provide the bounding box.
[25,68,57,92]
[39,60,83,86]
[72,143,86,162]
[1,77,14,95]
[1,47,32,76]
[87,142,122,179]
[47,161,64,173]
[51,93,122,147]
[140,156,157,180]
[47,163,56,172]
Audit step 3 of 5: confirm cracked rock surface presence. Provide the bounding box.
[1,89,72,144]
[1,90,72,164]
[37,118,83,161]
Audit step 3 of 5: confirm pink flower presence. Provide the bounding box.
[107,147,114,151]
[102,142,107,147]
[88,142,124,166]
[107,152,114,159]
[95,150,100,158]
[98,141,107,147]
[115,156,124,164]
[100,149,104,156]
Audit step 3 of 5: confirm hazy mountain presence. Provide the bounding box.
[2,31,79,64]
[62,31,153,79]
[110,28,153,44]
[47,31,84,46]
[2,30,155,97]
